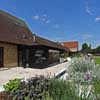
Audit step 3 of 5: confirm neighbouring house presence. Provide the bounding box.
[0,10,68,68]
[61,41,78,55]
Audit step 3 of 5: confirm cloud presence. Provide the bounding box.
[32,13,61,28]
[32,15,39,20]
[95,17,100,22]
[41,14,50,24]
[82,34,93,40]
[86,6,92,15]
[32,14,51,24]
[85,5,93,15]
[85,1,93,15]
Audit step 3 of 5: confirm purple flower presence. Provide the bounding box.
[84,72,92,81]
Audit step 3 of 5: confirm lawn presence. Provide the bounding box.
[94,56,100,64]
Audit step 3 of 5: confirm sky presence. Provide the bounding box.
[0,0,100,49]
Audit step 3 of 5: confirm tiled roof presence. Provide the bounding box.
[0,10,27,27]
[0,10,34,45]
[0,10,68,51]
[62,41,78,48]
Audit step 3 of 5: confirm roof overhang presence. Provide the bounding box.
[32,35,69,52]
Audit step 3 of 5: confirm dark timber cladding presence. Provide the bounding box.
[0,10,69,68]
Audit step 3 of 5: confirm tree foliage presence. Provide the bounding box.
[82,43,91,53]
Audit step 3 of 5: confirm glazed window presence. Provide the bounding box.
[16,34,28,40]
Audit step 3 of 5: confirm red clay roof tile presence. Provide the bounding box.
[62,41,78,48]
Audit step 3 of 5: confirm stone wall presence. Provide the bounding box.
[0,42,18,68]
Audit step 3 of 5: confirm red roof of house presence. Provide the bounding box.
[62,41,78,48]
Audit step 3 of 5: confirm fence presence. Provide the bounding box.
[0,92,12,100]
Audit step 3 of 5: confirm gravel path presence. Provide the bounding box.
[0,62,69,86]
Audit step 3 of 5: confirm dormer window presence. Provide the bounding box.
[16,34,28,40]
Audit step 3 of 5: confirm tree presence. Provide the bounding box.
[81,43,91,53]
[82,43,88,50]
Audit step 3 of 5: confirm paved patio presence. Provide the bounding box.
[0,62,69,86]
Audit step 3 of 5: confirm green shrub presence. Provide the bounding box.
[3,79,21,93]
[48,79,81,100]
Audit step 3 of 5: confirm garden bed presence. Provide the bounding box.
[1,57,100,100]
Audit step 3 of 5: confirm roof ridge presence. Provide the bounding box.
[62,41,78,43]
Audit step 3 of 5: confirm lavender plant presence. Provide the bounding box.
[68,57,95,83]
[68,57,100,100]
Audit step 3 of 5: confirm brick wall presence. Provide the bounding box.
[0,42,18,68]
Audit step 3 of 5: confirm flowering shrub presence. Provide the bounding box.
[69,57,95,72]
[68,57,100,99]
[4,76,100,100]
[68,57,96,83]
